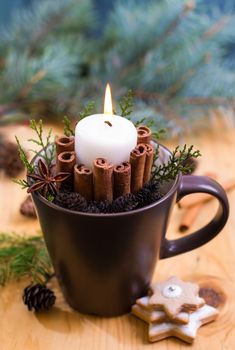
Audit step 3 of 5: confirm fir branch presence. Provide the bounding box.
[28,119,55,168]
[12,179,29,190]
[0,232,53,286]
[15,136,34,173]
[152,144,201,182]
[118,90,133,117]
[63,115,75,136]
[79,101,95,120]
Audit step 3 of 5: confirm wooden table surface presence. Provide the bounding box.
[0,122,235,350]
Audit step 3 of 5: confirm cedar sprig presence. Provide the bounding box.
[63,115,75,137]
[28,119,55,168]
[13,179,30,190]
[0,232,53,286]
[79,101,95,120]
[15,136,34,173]
[152,144,201,182]
[119,89,133,117]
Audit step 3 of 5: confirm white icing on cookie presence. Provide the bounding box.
[149,305,219,343]
[162,284,182,298]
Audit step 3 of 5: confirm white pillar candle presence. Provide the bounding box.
[75,114,137,168]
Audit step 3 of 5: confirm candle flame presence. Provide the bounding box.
[104,83,113,115]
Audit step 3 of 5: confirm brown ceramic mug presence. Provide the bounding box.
[31,144,229,317]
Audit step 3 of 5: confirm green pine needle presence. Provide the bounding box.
[63,115,75,137]
[119,90,133,117]
[28,119,55,168]
[0,232,53,286]
[79,101,95,120]
[152,144,201,182]
[15,136,34,174]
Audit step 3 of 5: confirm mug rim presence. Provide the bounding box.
[31,143,181,217]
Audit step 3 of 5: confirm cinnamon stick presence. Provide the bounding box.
[113,161,131,198]
[137,125,152,144]
[56,136,74,156]
[179,204,203,232]
[143,143,154,184]
[57,151,76,183]
[74,164,93,201]
[130,144,146,193]
[179,178,235,209]
[93,158,114,202]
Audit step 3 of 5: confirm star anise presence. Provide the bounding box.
[27,159,70,197]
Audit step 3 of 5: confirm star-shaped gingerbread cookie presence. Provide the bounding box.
[149,304,218,343]
[149,276,205,318]
[134,296,190,324]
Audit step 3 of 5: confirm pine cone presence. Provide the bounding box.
[110,194,139,213]
[136,180,161,207]
[23,284,56,312]
[0,141,24,177]
[20,196,37,218]
[54,191,87,211]
[98,200,112,213]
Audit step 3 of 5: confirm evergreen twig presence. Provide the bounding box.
[63,115,75,137]
[118,90,133,117]
[28,119,55,168]
[0,232,53,286]
[79,101,95,120]
[15,136,34,173]
[152,145,201,182]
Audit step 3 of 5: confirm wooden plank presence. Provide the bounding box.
[0,123,235,349]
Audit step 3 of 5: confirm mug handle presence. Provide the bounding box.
[160,175,229,259]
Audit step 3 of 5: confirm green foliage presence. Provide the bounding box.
[0,232,53,286]
[63,115,74,137]
[28,119,55,168]
[118,90,133,117]
[13,179,29,190]
[0,0,234,135]
[152,144,201,181]
[79,101,95,120]
[15,136,34,173]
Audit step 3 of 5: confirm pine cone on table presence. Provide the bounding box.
[22,284,56,312]
[20,196,37,218]
[0,140,24,177]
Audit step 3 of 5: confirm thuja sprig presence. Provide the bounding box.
[0,232,53,286]
[152,145,201,182]
[28,119,55,168]
[79,101,95,120]
[15,136,34,173]
[63,115,75,137]
[119,89,133,117]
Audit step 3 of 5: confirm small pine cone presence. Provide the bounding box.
[54,191,87,211]
[20,195,37,218]
[136,180,162,208]
[23,284,56,312]
[98,200,111,213]
[86,202,101,213]
[110,194,139,213]
[0,141,25,177]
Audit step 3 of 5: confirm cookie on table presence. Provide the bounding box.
[134,296,189,324]
[149,276,205,318]
[148,304,219,344]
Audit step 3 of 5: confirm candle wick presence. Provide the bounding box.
[104,121,112,127]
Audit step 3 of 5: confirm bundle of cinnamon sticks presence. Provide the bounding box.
[55,125,155,202]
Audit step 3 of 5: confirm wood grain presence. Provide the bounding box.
[0,123,235,350]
